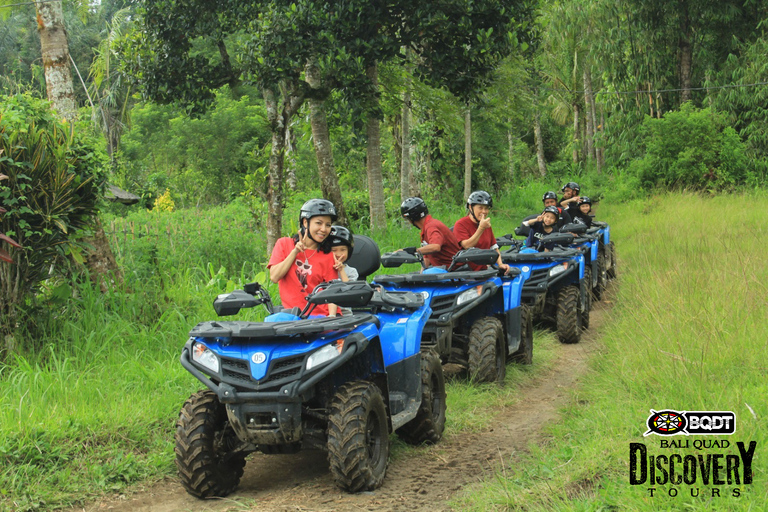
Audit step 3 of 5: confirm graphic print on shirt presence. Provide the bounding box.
[295,258,312,291]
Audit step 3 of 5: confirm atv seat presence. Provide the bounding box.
[345,234,381,281]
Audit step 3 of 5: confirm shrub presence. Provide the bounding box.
[632,103,749,190]
[0,94,106,337]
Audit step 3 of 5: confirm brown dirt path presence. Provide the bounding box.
[68,286,615,512]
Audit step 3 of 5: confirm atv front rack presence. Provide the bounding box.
[373,268,499,285]
[500,248,581,263]
[189,313,380,339]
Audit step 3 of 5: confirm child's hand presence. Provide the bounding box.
[333,253,344,271]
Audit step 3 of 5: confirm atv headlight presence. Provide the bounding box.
[192,342,220,373]
[306,339,344,371]
[549,263,569,277]
[456,286,483,306]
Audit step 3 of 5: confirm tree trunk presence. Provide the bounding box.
[400,86,412,201]
[507,128,516,182]
[36,1,76,123]
[366,64,386,231]
[285,124,298,191]
[534,110,547,177]
[463,107,472,198]
[37,2,123,287]
[572,103,580,164]
[305,60,346,225]
[679,1,692,104]
[583,68,596,162]
[263,84,304,254]
[596,107,605,174]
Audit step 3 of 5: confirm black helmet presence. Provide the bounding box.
[543,205,560,219]
[542,191,558,203]
[467,190,493,208]
[561,182,580,193]
[330,225,354,256]
[401,197,428,221]
[577,196,592,206]
[299,199,337,228]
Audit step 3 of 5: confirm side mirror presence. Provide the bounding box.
[380,251,422,268]
[539,232,574,247]
[451,248,499,267]
[560,222,587,234]
[308,281,374,307]
[213,289,259,316]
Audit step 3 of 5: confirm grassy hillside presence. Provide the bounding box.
[453,192,768,510]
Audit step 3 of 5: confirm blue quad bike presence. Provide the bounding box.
[373,248,533,384]
[587,221,617,298]
[175,276,446,498]
[515,215,617,301]
[497,231,589,344]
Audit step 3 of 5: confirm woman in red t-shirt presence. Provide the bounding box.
[268,199,339,316]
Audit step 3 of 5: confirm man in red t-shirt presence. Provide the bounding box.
[400,197,461,268]
[268,199,339,316]
[453,191,510,272]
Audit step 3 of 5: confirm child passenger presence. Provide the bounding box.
[329,225,359,281]
[268,199,339,316]
[572,196,594,228]
[525,206,560,252]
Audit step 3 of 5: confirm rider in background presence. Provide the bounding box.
[400,197,461,269]
[521,191,572,229]
[558,182,581,217]
[268,199,339,316]
[453,190,510,272]
[525,206,561,252]
[571,196,594,228]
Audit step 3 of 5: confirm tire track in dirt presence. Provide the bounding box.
[71,285,615,512]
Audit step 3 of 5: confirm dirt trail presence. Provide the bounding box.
[71,288,614,512]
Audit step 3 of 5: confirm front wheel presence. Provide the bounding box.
[468,316,506,383]
[396,351,446,445]
[556,285,582,344]
[175,390,247,499]
[327,381,390,492]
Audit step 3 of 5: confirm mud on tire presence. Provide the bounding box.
[175,390,247,499]
[508,305,533,365]
[396,351,446,445]
[556,285,581,344]
[327,381,390,492]
[468,316,506,383]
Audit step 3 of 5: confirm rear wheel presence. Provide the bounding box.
[175,390,247,499]
[581,271,592,330]
[396,351,446,445]
[327,381,390,492]
[607,243,618,279]
[508,305,533,365]
[596,250,608,298]
[556,285,581,344]
[468,317,506,383]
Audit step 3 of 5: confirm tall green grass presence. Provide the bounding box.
[453,192,768,511]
